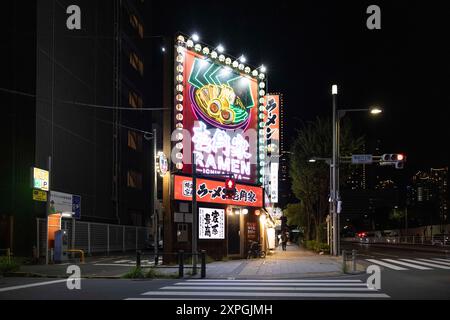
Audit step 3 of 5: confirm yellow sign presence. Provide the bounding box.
[33,167,49,191]
[32,189,47,202]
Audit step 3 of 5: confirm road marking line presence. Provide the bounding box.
[432,258,450,263]
[365,259,408,270]
[142,291,389,298]
[185,279,362,283]
[382,259,431,270]
[174,282,367,287]
[114,260,132,263]
[0,279,69,292]
[419,259,450,266]
[400,259,450,270]
[94,263,155,267]
[162,286,375,291]
[125,298,236,300]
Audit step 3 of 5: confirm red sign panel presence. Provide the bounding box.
[174,175,263,207]
[178,49,259,183]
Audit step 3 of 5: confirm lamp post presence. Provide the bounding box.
[331,84,383,256]
[144,128,159,260]
[152,128,158,260]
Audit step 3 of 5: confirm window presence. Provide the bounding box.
[129,14,144,39]
[127,170,142,189]
[128,130,143,151]
[128,90,143,109]
[130,52,144,76]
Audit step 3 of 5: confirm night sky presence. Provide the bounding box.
[149,0,450,177]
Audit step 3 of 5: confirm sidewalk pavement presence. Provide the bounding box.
[6,244,343,279]
[204,243,343,279]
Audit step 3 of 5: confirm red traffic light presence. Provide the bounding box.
[396,154,404,161]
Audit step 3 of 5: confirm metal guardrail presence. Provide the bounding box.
[135,250,207,279]
[342,235,450,246]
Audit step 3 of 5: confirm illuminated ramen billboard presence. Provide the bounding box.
[173,35,267,185]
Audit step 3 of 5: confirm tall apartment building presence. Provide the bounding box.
[0,1,158,255]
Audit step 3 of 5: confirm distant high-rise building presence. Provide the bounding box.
[277,94,294,208]
[407,167,448,228]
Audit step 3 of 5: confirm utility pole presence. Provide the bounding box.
[153,128,158,260]
[45,156,52,265]
[191,153,198,275]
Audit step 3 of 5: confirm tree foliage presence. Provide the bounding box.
[287,117,364,242]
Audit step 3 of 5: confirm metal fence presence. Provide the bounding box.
[36,218,151,258]
[342,235,449,246]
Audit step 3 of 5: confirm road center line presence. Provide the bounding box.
[0,279,69,293]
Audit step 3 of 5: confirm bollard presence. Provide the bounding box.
[192,253,198,276]
[178,250,184,278]
[6,248,11,263]
[342,249,347,273]
[154,253,159,266]
[201,250,206,279]
[136,250,141,268]
[352,250,356,273]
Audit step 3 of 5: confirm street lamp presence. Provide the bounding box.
[331,84,383,256]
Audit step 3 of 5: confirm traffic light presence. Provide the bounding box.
[224,178,236,198]
[381,154,405,162]
[381,154,406,169]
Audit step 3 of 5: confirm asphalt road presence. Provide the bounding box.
[1,269,449,300]
[1,243,449,300]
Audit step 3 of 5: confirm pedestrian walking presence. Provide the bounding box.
[281,231,288,251]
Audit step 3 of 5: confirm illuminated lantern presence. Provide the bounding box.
[224,178,236,198]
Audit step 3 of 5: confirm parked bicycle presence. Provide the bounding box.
[247,241,266,259]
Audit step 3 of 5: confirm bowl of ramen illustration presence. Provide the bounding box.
[190,84,250,129]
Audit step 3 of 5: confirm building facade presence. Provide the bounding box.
[161,34,275,260]
[0,0,157,256]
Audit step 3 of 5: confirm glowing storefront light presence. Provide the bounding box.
[192,121,252,180]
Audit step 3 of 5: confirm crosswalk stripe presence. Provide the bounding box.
[399,259,450,269]
[185,279,362,283]
[382,259,431,270]
[125,298,236,300]
[162,286,374,291]
[432,258,450,263]
[141,291,389,298]
[366,259,408,270]
[174,282,367,287]
[418,259,450,266]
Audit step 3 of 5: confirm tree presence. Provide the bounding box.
[288,117,364,242]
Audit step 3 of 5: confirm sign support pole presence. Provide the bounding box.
[45,156,51,265]
[192,152,198,275]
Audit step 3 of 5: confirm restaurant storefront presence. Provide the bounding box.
[164,34,271,261]
[172,175,264,259]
